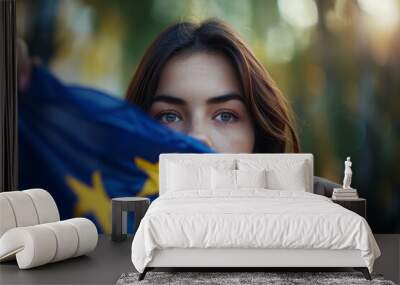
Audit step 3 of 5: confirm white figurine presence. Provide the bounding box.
[342,157,353,190]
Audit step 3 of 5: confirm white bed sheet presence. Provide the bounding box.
[131,190,380,273]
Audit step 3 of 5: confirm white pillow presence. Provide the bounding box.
[211,168,236,190]
[166,160,235,192]
[211,169,267,190]
[236,169,267,189]
[167,163,210,191]
[266,165,306,191]
[237,159,307,191]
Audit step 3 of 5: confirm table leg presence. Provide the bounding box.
[112,201,125,241]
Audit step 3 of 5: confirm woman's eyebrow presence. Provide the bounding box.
[206,93,244,104]
[152,94,186,105]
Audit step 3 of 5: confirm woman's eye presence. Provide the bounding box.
[157,112,182,124]
[214,112,238,123]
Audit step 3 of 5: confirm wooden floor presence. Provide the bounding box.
[0,234,398,284]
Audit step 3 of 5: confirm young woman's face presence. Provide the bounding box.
[149,51,255,153]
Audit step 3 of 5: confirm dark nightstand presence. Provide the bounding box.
[331,198,366,219]
[111,197,150,242]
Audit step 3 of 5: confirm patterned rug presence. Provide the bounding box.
[116,271,396,285]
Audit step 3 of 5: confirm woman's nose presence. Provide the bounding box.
[186,112,213,149]
[188,132,213,149]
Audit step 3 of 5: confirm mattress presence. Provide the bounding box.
[131,189,380,273]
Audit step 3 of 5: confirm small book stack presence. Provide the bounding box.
[332,188,359,200]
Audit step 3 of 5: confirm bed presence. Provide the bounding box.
[131,153,380,280]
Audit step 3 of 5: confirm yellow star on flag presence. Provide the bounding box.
[135,157,159,197]
[66,171,111,233]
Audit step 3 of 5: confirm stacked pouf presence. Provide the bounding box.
[0,189,98,269]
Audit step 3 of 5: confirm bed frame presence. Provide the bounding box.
[140,248,370,280]
[138,154,372,281]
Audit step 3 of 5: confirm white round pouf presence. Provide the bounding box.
[23,189,60,224]
[0,196,17,237]
[0,225,57,269]
[0,190,98,269]
[66,218,98,257]
[42,221,79,262]
[1,191,39,227]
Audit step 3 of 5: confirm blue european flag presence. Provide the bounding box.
[18,65,212,233]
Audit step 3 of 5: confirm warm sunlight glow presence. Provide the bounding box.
[358,0,400,30]
[278,0,319,29]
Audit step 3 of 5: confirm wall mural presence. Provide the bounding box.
[17,0,400,233]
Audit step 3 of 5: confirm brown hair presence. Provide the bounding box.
[126,19,300,153]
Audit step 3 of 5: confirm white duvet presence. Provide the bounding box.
[131,190,380,273]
